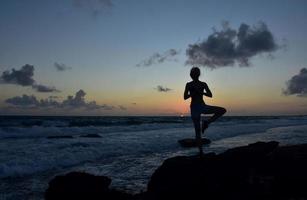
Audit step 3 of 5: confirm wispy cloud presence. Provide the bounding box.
[155,85,172,92]
[136,49,180,67]
[54,62,72,71]
[283,68,307,97]
[73,0,113,17]
[118,105,127,110]
[32,84,60,93]
[186,21,279,69]
[49,96,60,99]
[0,64,59,93]
[5,89,114,110]
[5,95,42,108]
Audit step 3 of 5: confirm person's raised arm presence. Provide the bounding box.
[203,83,212,98]
[184,83,191,100]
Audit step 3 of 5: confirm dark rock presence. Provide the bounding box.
[220,141,279,161]
[47,135,73,139]
[80,133,101,138]
[147,141,307,200]
[45,172,133,200]
[178,138,211,147]
[44,141,307,200]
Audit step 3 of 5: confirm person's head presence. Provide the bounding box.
[190,67,200,80]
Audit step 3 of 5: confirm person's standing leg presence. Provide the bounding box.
[192,116,203,155]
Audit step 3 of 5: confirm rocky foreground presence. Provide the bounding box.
[45,141,307,200]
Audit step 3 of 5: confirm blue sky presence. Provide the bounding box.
[1,0,307,115]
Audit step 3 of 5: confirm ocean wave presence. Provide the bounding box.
[1,115,307,140]
[0,116,187,128]
[0,116,307,178]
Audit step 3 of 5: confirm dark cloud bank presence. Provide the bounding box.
[283,68,307,97]
[0,64,59,92]
[5,90,114,110]
[137,49,180,67]
[155,85,172,92]
[186,22,279,69]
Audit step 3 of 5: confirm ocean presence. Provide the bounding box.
[1,115,307,199]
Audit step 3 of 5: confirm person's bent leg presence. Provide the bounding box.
[201,105,226,133]
[206,106,226,124]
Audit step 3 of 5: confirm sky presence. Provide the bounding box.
[0,0,307,116]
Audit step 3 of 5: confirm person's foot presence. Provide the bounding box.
[201,120,209,133]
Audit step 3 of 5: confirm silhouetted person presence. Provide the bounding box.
[184,67,226,155]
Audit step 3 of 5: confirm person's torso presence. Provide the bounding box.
[188,81,205,106]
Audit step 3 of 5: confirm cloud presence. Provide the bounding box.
[61,89,113,110]
[136,49,180,67]
[155,85,172,92]
[54,62,72,71]
[186,21,279,69]
[5,95,62,108]
[49,96,60,99]
[5,95,39,107]
[118,105,127,110]
[283,68,307,97]
[73,0,113,17]
[0,64,35,86]
[32,84,59,93]
[0,64,59,93]
[5,90,114,110]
